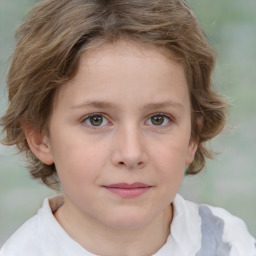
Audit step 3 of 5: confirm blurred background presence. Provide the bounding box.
[0,0,255,246]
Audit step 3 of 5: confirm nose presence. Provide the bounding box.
[111,125,148,170]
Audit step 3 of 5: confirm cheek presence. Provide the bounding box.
[153,138,190,169]
[52,138,109,186]
[149,135,190,191]
[149,142,186,205]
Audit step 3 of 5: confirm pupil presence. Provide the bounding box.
[90,115,103,126]
[152,116,164,125]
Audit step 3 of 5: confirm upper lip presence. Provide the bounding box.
[103,183,152,189]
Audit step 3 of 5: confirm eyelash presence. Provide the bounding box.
[81,113,111,130]
[80,112,174,129]
[145,113,173,128]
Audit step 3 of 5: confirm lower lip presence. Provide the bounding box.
[103,187,151,198]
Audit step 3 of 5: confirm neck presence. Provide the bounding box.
[54,199,173,256]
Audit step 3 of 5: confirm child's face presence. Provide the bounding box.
[37,40,197,229]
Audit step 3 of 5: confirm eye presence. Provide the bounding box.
[83,114,109,128]
[145,114,172,127]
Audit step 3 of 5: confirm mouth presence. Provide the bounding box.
[102,183,152,198]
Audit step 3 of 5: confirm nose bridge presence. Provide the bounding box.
[112,122,147,169]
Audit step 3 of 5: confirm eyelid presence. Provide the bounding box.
[145,113,174,127]
[79,112,174,130]
[147,112,174,120]
[80,113,112,129]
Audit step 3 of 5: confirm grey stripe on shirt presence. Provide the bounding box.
[196,205,231,256]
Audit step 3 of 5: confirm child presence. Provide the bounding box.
[0,0,255,255]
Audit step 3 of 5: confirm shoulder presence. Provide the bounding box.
[174,194,256,256]
[0,196,62,256]
[0,195,90,256]
[0,211,43,256]
[199,203,256,255]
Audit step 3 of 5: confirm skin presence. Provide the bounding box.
[26,40,198,256]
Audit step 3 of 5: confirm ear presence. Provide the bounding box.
[185,139,198,165]
[22,122,54,165]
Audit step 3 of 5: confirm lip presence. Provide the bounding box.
[103,183,152,198]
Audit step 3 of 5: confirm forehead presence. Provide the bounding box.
[80,40,182,75]
[53,40,190,113]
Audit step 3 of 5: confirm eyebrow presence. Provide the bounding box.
[142,101,184,112]
[71,101,116,110]
[70,100,184,111]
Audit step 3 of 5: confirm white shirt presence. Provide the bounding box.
[1,194,255,256]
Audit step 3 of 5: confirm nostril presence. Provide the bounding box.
[118,161,144,167]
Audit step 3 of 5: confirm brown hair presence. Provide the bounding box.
[0,0,227,190]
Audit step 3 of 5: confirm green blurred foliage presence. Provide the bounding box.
[0,0,255,246]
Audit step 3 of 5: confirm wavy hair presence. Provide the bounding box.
[0,0,227,190]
